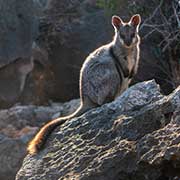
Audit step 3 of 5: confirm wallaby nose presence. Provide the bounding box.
[125,39,131,46]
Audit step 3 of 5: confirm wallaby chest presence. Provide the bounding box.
[126,47,137,75]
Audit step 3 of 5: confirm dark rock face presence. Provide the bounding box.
[0,0,38,66]
[15,80,180,180]
[0,0,112,108]
[38,0,112,102]
[0,0,39,108]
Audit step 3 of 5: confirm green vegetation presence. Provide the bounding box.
[96,0,150,15]
[96,0,118,14]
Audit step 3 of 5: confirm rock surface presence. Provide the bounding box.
[0,99,79,180]
[0,0,39,108]
[0,0,38,66]
[15,80,180,180]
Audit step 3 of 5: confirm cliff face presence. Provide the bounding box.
[15,80,180,180]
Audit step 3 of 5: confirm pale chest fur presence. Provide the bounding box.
[126,47,137,74]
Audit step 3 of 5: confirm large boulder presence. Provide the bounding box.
[15,80,180,180]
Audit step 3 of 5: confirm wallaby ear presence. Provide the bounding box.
[112,15,122,30]
[130,14,141,27]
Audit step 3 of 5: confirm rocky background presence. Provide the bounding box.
[0,0,179,180]
[0,0,179,108]
[0,99,80,180]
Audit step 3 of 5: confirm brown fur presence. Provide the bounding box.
[28,118,66,154]
[27,103,93,154]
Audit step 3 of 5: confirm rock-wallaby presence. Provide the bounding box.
[28,14,141,154]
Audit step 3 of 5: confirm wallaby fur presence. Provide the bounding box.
[27,14,141,154]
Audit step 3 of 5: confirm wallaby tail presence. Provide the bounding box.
[27,105,88,155]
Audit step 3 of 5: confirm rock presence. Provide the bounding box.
[0,0,39,108]
[37,0,112,102]
[15,80,180,180]
[0,135,27,180]
[0,99,79,180]
[0,0,111,108]
[0,0,38,66]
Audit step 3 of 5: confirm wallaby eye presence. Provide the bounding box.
[120,33,125,39]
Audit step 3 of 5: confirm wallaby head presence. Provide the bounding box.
[112,14,141,48]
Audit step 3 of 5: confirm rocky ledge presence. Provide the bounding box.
[16,80,180,180]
